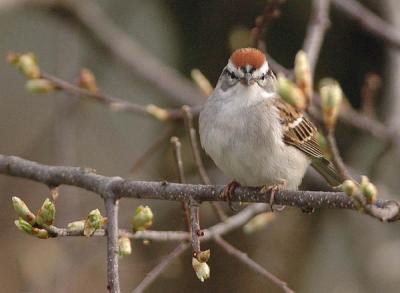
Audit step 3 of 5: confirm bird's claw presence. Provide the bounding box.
[223,181,240,212]
[261,179,287,212]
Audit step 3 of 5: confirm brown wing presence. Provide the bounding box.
[274,99,325,160]
[274,98,342,186]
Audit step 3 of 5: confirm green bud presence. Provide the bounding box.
[118,236,132,257]
[7,52,41,79]
[132,205,154,232]
[294,51,313,100]
[277,74,307,111]
[192,257,210,282]
[67,220,85,233]
[319,78,343,130]
[26,79,55,94]
[12,196,36,224]
[341,180,357,197]
[243,213,276,234]
[36,198,56,227]
[84,209,106,237]
[360,176,377,204]
[15,217,33,234]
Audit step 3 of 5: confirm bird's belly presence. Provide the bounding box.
[205,123,309,189]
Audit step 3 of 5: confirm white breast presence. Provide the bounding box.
[199,84,310,189]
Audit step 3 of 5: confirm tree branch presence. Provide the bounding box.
[132,242,189,293]
[1,154,399,221]
[302,0,331,74]
[214,235,294,293]
[332,0,400,50]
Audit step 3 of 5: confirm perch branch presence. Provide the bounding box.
[1,154,399,221]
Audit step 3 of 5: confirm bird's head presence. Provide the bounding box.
[218,48,276,92]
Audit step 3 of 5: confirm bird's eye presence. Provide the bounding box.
[261,74,266,80]
[229,71,237,79]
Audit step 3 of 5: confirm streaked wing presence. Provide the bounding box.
[273,98,342,186]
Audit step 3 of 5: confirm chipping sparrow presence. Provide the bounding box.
[199,48,342,194]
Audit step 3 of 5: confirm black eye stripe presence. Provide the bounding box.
[224,69,238,79]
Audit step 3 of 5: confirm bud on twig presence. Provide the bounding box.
[132,205,154,232]
[360,176,377,204]
[196,249,211,263]
[277,74,307,111]
[26,79,55,94]
[294,51,313,102]
[36,198,56,227]
[118,236,132,257]
[78,68,98,93]
[7,52,41,79]
[84,209,106,237]
[145,104,170,122]
[67,220,85,233]
[192,257,210,282]
[14,217,33,234]
[341,179,357,197]
[12,196,36,224]
[243,212,276,234]
[191,69,213,96]
[319,78,343,131]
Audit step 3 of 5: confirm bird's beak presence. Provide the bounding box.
[241,73,254,86]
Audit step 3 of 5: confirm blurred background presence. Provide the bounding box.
[1,0,400,292]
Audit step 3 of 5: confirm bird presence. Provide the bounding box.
[199,48,342,203]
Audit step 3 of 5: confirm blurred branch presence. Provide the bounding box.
[130,125,176,174]
[302,0,331,74]
[132,243,189,293]
[55,0,204,105]
[214,235,294,293]
[2,154,399,221]
[325,131,352,180]
[332,0,400,50]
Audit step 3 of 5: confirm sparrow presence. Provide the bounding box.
[199,48,342,198]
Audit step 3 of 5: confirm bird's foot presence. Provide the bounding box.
[260,179,287,212]
[223,180,241,212]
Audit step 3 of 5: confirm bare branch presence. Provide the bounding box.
[302,0,331,74]
[332,0,400,50]
[130,125,176,174]
[1,154,399,221]
[58,0,204,105]
[132,242,189,293]
[104,195,120,293]
[325,131,352,181]
[214,235,294,293]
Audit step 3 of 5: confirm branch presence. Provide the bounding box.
[332,0,400,50]
[56,0,204,105]
[132,242,189,293]
[1,154,399,221]
[104,194,120,293]
[214,236,294,293]
[302,0,331,74]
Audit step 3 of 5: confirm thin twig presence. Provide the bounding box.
[360,72,381,118]
[302,0,331,74]
[325,131,352,181]
[214,235,294,293]
[46,204,267,242]
[190,199,202,257]
[104,195,120,293]
[170,136,191,231]
[132,242,189,293]
[2,154,399,221]
[130,125,176,174]
[332,0,400,50]
[182,105,228,221]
